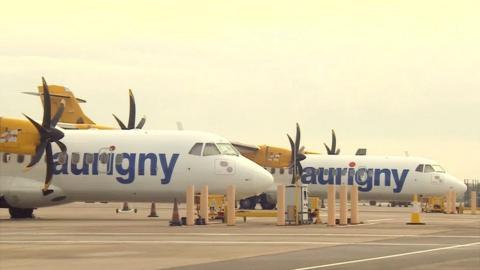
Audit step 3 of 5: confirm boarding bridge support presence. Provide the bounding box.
[200,186,209,224]
[277,185,286,226]
[226,185,236,226]
[339,185,348,225]
[350,185,359,224]
[327,184,336,227]
[186,185,195,226]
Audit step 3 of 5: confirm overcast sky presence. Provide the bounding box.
[1,1,478,179]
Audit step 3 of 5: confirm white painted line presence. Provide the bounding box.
[2,232,479,238]
[292,242,480,270]
[0,240,448,246]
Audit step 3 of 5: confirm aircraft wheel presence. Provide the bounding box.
[260,201,276,210]
[9,208,35,219]
[239,197,257,209]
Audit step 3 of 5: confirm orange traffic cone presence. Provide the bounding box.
[170,198,182,226]
[148,202,158,217]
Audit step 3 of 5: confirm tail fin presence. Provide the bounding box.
[24,85,95,125]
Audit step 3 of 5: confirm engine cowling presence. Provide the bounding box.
[1,176,70,208]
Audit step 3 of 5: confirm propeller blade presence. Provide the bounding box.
[295,123,301,154]
[331,129,337,154]
[26,141,47,168]
[128,89,136,129]
[323,143,332,154]
[55,140,67,153]
[335,149,340,155]
[50,100,65,127]
[23,114,47,134]
[43,143,54,194]
[136,116,146,129]
[112,114,127,130]
[297,162,303,177]
[287,134,295,164]
[41,77,52,128]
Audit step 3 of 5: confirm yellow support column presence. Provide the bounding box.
[200,185,209,225]
[327,184,336,227]
[339,184,348,226]
[277,185,286,226]
[186,185,195,226]
[226,185,236,226]
[350,185,359,225]
[471,191,477,215]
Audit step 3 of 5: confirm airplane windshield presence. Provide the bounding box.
[432,165,445,173]
[216,143,240,156]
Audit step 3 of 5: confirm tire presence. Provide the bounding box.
[239,197,257,209]
[9,208,34,219]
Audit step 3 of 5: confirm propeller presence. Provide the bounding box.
[112,89,146,130]
[23,77,67,196]
[323,129,340,155]
[287,123,306,185]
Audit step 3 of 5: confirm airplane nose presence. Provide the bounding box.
[252,165,274,190]
[450,175,467,198]
[236,157,273,198]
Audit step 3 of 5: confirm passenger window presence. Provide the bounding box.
[58,153,67,165]
[203,143,221,156]
[415,164,424,172]
[279,168,285,175]
[71,153,80,164]
[3,153,11,163]
[99,153,108,164]
[189,143,203,156]
[17,154,25,163]
[288,167,293,175]
[424,164,434,173]
[85,153,94,164]
[270,168,276,174]
[115,153,124,165]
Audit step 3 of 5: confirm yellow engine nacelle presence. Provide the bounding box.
[0,117,39,155]
[241,145,292,168]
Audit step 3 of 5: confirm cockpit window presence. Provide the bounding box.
[415,164,424,172]
[189,143,203,156]
[203,143,221,156]
[424,164,435,173]
[216,143,240,156]
[432,165,445,173]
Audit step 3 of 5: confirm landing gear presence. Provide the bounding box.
[9,208,35,219]
[258,193,276,210]
[239,196,258,209]
[369,200,377,206]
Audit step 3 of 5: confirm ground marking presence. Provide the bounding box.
[0,240,453,246]
[291,242,480,270]
[2,232,479,238]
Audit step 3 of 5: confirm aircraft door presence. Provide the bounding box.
[97,148,110,174]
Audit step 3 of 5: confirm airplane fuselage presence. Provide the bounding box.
[267,155,466,201]
[0,129,273,209]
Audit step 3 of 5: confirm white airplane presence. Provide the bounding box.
[235,125,467,209]
[0,78,273,218]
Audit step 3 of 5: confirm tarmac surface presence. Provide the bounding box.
[0,202,479,270]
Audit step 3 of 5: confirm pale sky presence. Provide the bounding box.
[0,1,479,179]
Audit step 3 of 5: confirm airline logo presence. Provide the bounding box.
[53,152,179,184]
[301,162,408,193]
